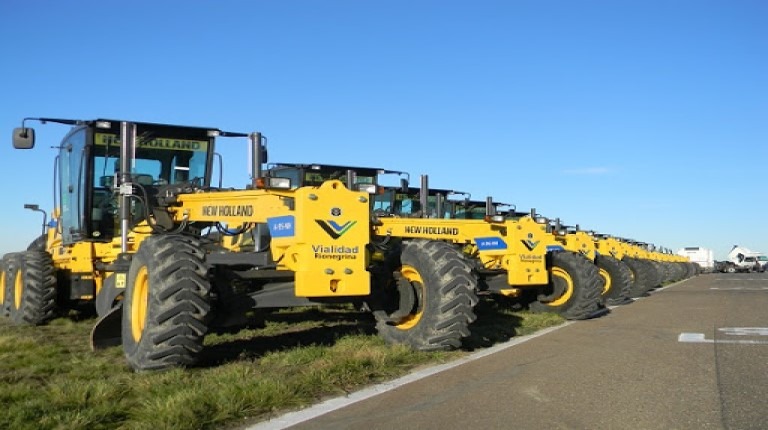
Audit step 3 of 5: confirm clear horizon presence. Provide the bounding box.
[1,1,766,260]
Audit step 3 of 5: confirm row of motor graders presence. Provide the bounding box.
[0,118,698,371]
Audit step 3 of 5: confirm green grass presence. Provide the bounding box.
[0,302,564,430]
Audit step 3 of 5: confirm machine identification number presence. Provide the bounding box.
[267,215,295,237]
[475,237,508,251]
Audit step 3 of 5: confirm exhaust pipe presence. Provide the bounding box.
[250,132,263,188]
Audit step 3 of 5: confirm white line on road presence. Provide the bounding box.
[678,332,768,345]
[713,279,768,282]
[249,323,573,430]
[718,327,768,336]
[710,287,768,290]
[249,278,689,430]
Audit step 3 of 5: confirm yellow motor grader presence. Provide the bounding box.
[260,167,604,320]
[1,118,478,371]
[547,221,632,306]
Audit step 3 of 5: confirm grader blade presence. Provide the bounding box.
[90,304,122,350]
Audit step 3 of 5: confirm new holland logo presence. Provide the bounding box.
[315,219,357,239]
[522,233,539,251]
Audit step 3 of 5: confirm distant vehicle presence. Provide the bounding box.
[743,256,766,273]
[727,245,766,273]
[759,255,768,271]
[677,246,715,272]
[714,261,736,273]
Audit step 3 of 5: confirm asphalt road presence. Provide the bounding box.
[278,272,768,430]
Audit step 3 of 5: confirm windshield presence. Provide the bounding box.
[92,132,209,188]
[373,190,450,218]
[453,204,487,220]
[268,165,376,188]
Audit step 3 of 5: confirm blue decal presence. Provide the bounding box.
[475,237,508,251]
[267,215,295,238]
[546,245,565,252]
[315,219,357,239]
[327,220,354,233]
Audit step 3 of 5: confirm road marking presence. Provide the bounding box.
[249,322,573,430]
[679,327,768,345]
[249,277,692,430]
[718,327,768,336]
[710,286,768,290]
[713,279,768,282]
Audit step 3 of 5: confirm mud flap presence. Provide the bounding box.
[90,303,122,350]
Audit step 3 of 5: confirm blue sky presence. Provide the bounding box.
[1,0,766,260]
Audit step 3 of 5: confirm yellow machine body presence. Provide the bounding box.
[555,231,597,261]
[174,181,371,297]
[595,236,627,260]
[374,215,550,286]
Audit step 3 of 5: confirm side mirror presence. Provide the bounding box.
[261,147,268,164]
[400,178,409,193]
[13,127,35,149]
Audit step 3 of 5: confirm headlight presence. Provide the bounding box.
[535,216,548,224]
[484,214,505,223]
[267,177,291,189]
[356,183,377,194]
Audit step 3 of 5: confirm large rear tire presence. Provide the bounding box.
[122,235,211,371]
[7,251,57,325]
[648,261,664,288]
[530,252,602,320]
[595,254,632,305]
[374,240,478,351]
[623,257,652,297]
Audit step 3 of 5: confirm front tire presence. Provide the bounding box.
[374,240,478,351]
[530,252,602,320]
[7,251,57,325]
[122,235,211,371]
[27,234,47,252]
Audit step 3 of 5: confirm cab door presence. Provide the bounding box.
[58,127,88,245]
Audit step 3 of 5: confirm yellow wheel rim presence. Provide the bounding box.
[131,266,150,342]
[0,269,5,306]
[599,268,611,295]
[394,264,425,330]
[547,267,574,307]
[14,270,23,310]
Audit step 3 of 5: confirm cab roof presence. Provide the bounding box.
[30,117,248,138]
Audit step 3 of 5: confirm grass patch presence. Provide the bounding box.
[0,301,564,429]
